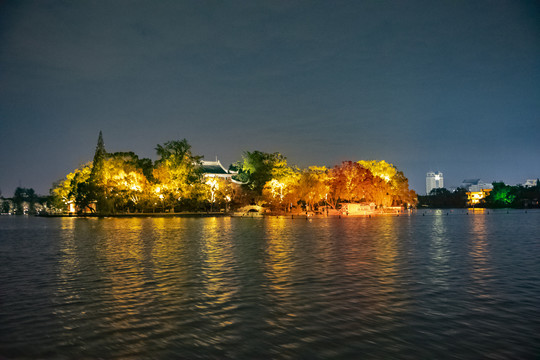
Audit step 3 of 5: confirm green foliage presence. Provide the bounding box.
[90,131,107,180]
[484,182,516,208]
[235,151,288,195]
[481,181,540,208]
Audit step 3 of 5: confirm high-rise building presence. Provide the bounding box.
[426,171,444,195]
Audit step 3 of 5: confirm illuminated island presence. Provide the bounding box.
[48,132,417,216]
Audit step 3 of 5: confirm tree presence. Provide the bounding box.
[203,177,238,212]
[359,160,416,207]
[235,151,289,196]
[485,182,516,207]
[390,171,417,207]
[417,187,466,208]
[260,155,300,211]
[293,166,330,211]
[85,131,108,211]
[50,163,93,212]
[99,153,152,212]
[327,161,374,208]
[153,139,203,211]
[1,199,10,214]
[366,175,393,208]
[13,187,37,214]
[358,160,397,182]
[90,131,107,180]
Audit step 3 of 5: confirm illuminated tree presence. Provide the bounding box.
[390,170,417,207]
[485,182,516,207]
[327,161,374,208]
[153,139,203,211]
[358,160,416,207]
[358,160,397,182]
[100,153,152,212]
[366,175,393,207]
[203,177,237,211]
[294,166,330,211]
[235,151,289,195]
[50,134,421,214]
[50,163,93,212]
[262,158,300,211]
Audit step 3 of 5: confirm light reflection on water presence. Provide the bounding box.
[1,212,540,359]
[428,212,451,288]
[468,214,493,297]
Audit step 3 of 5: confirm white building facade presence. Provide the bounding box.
[426,171,444,195]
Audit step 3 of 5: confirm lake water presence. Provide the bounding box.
[1,211,539,359]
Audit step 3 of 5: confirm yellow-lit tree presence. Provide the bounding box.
[390,170,417,207]
[358,160,397,182]
[262,160,300,211]
[293,166,330,211]
[100,154,151,212]
[358,160,416,207]
[50,163,93,212]
[366,175,393,207]
[203,176,238,212]
[153,139,203,212]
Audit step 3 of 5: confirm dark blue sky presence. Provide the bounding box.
[1,0,539,195]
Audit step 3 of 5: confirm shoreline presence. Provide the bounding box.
[30,208,538,219]
[36,210,410,219]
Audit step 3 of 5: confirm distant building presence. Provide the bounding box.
[523,179,539,187]
[340,202,376,215]
[467,189,492,206]
[461,179,493,192]
[426,171,444,195]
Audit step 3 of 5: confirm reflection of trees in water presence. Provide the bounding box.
[98,218,150,355]
[199,217,238,320]
[55,218,153,355]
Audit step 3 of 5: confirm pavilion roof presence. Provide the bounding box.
[201,160,229,175]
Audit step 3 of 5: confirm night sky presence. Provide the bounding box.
[1,1,539,196]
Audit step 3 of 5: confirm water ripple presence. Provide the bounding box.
[1,213,540,358]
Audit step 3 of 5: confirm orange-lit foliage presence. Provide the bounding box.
[326,161,374,208]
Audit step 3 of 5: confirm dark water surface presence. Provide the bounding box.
[1,211,539,359]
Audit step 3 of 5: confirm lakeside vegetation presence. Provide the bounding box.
[38,133,416,215]
[418,182,540,209]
